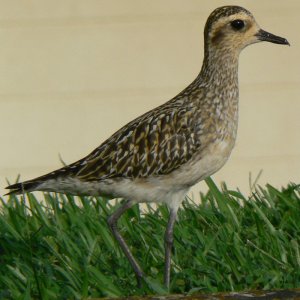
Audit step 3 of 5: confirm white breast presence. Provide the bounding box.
[162,138,235,188]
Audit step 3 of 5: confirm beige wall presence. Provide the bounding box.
[1,1,299,198]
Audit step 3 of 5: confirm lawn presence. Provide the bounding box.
[0,178,299,299]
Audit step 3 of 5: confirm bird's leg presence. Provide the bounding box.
[164,207,178,289]
[107,200,144,287]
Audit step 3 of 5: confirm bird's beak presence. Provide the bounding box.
[256,29,290,46]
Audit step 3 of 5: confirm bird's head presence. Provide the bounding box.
[204,6,289,55]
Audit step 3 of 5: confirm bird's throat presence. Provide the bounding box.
[200,48,240,90]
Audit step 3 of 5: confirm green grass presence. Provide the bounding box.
[0,178,299,299]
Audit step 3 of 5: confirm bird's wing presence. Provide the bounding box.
[72,104,202,181]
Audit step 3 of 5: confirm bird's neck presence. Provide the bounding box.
[194,47,240,140]
[197,48,240,95]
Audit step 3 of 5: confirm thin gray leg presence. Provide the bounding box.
[107,201,144,287]
[164,207,178,289]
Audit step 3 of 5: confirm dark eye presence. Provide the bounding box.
[231,19,245,30]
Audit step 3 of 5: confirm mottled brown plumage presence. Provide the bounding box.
[5,6,289,289]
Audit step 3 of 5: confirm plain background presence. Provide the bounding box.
[1,1,299,199]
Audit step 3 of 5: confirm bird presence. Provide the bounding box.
[6,6,289,289]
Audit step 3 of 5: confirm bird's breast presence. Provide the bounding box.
[169,136,235,187]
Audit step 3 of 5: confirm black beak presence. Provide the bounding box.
[256,29,290,46]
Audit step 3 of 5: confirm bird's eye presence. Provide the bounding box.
[231,19,245,30]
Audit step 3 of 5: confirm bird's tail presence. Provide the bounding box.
[5,167,68,196]
[5,158,85,196]
[5,179,43,196]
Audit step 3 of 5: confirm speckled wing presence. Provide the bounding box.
[73,103,202,181]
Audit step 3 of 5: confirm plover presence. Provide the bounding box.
[6,6,289,289]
